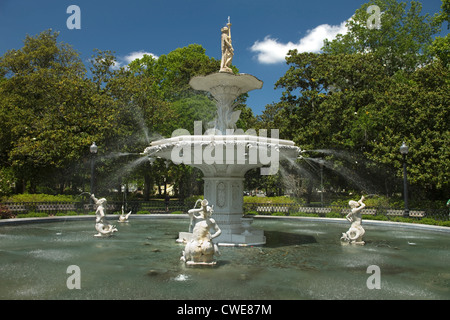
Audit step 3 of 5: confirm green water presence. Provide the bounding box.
[0,218,448,299]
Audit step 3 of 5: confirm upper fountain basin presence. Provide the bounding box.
[189,73,263,100]
[143,134,301,177]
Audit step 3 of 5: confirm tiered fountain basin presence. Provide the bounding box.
[143,71,301,246]
[144,134,301,245]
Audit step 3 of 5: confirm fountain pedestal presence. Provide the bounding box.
[202,176,264,245]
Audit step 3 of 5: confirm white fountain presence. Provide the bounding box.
[143,18,301,245]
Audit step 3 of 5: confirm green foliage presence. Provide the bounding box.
[171,95,216,133]
[289,212,319,217]
[322,0,439,74]
[128,44,220,101]
[0,167,14,197]
[243,196,295,204]
[16,212,48,218]
[325,211,342,218]
[55,211,79,216]
[268,0,449,201]
[3,193,76,202]
[0,204,14,219]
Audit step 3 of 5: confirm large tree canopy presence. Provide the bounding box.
[261,0,449,200]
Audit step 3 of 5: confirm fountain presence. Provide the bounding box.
[143,19,301,245]
[340,196,366,245]
[180,199,222,265]
[90,194,118,237]
[118,205,132,223]
[1,19,449,301]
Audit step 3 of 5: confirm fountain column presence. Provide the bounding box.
[188,72,266,245]
[203,177,244,242]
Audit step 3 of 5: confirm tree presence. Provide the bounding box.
[268,0,449,200]
[323,0,440,74]
[128,44,221,102]
[0,31,140,194]
[430,0,450,67]
[0,30,96,192]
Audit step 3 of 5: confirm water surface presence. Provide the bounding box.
[0,218,448,299]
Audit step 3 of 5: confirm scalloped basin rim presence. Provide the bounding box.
[189,72,263,93]
[149,135,297,147]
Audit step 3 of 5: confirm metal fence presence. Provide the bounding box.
[0,200,187,217]
[1,200,448,221]
[243,202,449,221]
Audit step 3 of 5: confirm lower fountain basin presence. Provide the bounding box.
[144,135,301,246]
[1,215,449,300]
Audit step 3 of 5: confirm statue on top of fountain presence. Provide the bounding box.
[91,194,118,237]
[181,199,222,265]
[340,196,366,245]
[220,17,234,73]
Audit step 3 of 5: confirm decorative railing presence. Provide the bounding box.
[243,202,448,221]
[0,200,448,222]
[0,200,187,216]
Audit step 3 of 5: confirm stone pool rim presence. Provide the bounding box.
[1,214,449,234]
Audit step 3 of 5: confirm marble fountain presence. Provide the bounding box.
[0,19,449,300]
[143,19,300,246]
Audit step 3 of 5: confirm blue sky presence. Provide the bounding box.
[0,0,445,115]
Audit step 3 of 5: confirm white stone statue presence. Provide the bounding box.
[220,17,234,73]
[118,205,132,223]
[91,194,118,237]
[341,196,366,245]
[181,199,222,265]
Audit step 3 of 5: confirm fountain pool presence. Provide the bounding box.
[0,216,448,300]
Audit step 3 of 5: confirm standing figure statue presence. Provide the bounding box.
[181,199,222,265]
[341,196,366,245]
[91,194,118,237]
[220,17,234,73]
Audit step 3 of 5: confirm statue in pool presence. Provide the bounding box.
[181,199,222,265]
[341,196,366,245]
[91,194,118,237]
[118,205,132,223]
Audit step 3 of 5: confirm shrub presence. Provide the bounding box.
[55,211,79,216]
[325,212,342,218]
[362,214,389,221]
[16,212,48,218]
[4,194,76,203]
[243,196,295,204]
[290,212,319,217]
[0,204,15,219]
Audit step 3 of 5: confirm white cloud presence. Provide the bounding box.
[123,50,158,64]
[250,20,349,64]
[111,51,159,70]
